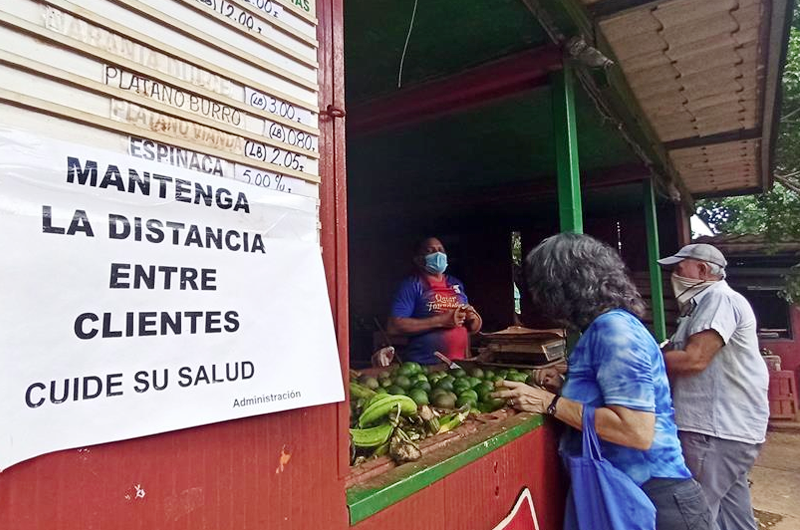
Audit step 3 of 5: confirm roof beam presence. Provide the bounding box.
[663,128,762,151]
[347,46,562,137]
[588,0,671,19]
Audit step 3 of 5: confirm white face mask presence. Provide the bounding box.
[671,273,716,311]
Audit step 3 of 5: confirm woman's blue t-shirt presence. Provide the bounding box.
[560,309,691,486]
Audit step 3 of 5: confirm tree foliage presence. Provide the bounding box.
[695,8,800,302]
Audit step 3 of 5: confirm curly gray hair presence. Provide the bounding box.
[525,233,646,330]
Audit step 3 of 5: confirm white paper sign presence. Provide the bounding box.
[0,128,343,471]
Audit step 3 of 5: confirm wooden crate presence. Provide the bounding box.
[768,371,798,420]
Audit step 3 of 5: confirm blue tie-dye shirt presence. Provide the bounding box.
[560,309,691,486]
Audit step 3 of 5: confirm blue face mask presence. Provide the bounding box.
[423,252,448,274]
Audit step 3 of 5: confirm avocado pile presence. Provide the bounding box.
[348,362,531,466]
[357,362,531,413]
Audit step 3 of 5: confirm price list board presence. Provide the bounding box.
[0,0,321,198]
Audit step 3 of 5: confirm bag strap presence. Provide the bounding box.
[581,406,603,460]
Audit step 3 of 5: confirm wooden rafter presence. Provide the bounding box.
[347,46,562,136]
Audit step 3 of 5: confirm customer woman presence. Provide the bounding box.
[493,233,710,530]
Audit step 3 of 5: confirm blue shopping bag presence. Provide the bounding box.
[563,406,656,530]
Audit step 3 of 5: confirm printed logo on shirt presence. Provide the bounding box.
[453,285,461,294]
[427,293,462,313]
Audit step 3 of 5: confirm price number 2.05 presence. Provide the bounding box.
[245,140,305,173]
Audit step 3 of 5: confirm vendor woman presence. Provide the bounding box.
[386,237,482,365]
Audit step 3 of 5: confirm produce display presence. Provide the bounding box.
[349,362,536,466]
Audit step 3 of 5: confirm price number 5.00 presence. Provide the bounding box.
[241,169,288,192]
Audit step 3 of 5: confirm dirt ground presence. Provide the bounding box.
[751,430,800,530]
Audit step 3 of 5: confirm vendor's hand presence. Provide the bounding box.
[462,304,479,322]
[454,306,467,327]
[436,310,460,328]
[371,346,395,367]
[491,380,554,414]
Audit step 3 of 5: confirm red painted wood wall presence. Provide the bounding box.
[761,305,800,394]
[352,422,566,530]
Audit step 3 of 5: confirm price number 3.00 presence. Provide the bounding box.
[245,140,305,172]
[249,92,298,120]
[245,87,315,127]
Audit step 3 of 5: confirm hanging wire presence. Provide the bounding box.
[397,0,419,88]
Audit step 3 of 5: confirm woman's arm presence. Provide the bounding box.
[492,381,655,451]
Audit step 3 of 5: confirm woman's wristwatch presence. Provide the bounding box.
[546,394,561,415]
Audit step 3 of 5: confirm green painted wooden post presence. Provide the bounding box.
[552,64,583,353]
[644,178,667,342]
[552,64,583,234]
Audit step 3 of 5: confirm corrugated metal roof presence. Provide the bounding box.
[669,139,760,194]
[600,0,765,142]
[588,0,788,197]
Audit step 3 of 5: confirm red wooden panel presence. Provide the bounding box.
[317,0,351,479]
[0,406,348,529]
[352,425,566,530]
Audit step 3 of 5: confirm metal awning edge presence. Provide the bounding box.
[761,0,796,192]
[524,0,796,201]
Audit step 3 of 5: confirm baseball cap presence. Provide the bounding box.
[657,243,728,268]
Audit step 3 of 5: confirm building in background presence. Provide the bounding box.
[696,234,800,420]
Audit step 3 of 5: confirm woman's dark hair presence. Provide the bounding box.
[524,233,645,330]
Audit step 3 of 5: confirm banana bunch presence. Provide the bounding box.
[358,394,417,427]
[349,423,394,449]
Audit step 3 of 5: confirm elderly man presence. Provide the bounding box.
[659,244,769,530]
[386,237,482,365]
